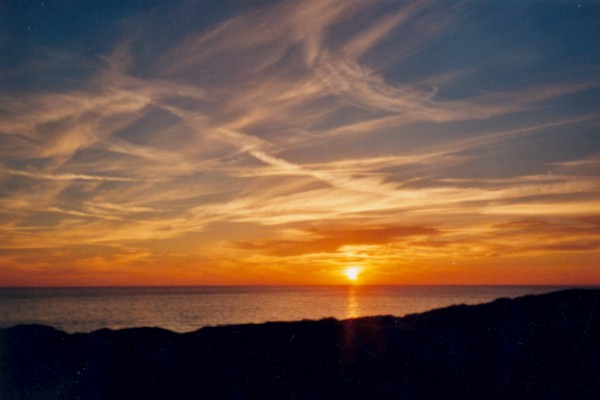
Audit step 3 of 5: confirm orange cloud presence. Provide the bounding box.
[236,225,439,256]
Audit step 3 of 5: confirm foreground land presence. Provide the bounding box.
[1,289,599,399]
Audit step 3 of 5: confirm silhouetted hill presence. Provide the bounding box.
[1,289,599,399]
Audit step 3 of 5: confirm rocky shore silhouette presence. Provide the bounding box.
[2,289,599,399]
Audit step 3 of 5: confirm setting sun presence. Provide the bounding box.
[344,267,361,281]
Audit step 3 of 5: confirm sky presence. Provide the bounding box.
[0,0,599,286]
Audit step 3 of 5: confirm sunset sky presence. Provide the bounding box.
[1,0,599,286]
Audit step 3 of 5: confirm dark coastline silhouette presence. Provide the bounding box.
[1,289,599,399]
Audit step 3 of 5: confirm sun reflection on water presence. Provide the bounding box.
[347,286,360,319]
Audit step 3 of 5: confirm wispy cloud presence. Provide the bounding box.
[0,168,146,182]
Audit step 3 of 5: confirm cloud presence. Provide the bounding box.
[0,168,145,182]
[236,225,439,256]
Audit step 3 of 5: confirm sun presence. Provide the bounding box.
[344,267,361,282]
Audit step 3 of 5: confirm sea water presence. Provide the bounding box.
[0,286,569,333]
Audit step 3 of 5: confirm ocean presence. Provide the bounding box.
[0,285,570,333]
